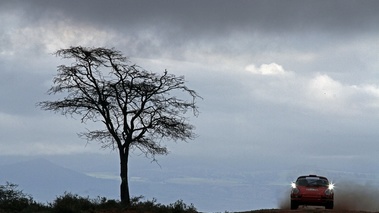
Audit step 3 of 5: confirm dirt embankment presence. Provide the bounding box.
[244,208,377,213]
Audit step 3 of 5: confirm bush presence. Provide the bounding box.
[51,192,95,213]
[169,199,197,213]
[94,197,121,210]
[0,182,47,213]
[129,196,197,213]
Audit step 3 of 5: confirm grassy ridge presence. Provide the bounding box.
[0,182,197,213]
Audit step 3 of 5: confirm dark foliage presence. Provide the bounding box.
[0,182,197,213]
[129,196,197,213]
[50,193,95,213]
[0,182,48,213]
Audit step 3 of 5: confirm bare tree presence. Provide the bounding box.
[38,46,201,206]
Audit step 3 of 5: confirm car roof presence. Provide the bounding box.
[296,175,328,180]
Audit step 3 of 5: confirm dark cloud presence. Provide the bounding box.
[0,0,373,68]
[4,0,379,35]
[3,0,378,62]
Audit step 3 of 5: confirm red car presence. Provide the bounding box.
[290,175,334,210]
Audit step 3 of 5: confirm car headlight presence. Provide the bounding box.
[292,188,300,194]
[291,182,299,194]
[324,188,333,196]
[328,183,335,190]
[291,182,297,189]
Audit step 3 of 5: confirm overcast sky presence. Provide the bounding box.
[2,0,379,210]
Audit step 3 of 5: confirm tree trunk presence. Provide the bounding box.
[119,148,130,206]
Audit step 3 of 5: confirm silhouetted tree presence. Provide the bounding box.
[39,46,200,206]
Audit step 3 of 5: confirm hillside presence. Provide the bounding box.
[95,208,377,213]
[246,209,376,213]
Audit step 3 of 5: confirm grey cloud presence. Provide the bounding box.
[4,0,379,62]
[4,0,379,35]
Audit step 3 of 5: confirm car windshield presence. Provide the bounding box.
[296,177,328,187]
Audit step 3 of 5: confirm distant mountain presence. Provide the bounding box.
[0,158,119,203]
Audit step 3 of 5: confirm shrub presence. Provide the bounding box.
[169,199,197,213]
[51,192,94,213]
[129,196,197,213]
[0,182,44,213]
[92,197,121,210]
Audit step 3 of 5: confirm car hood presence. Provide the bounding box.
[298,186,328,195]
